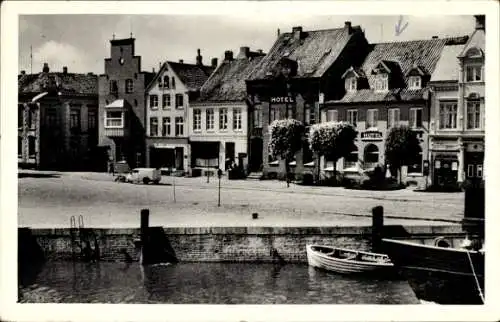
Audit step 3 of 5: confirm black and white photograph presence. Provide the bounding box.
[1,1,500,321]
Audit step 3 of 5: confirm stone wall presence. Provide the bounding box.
[26,225,465,263]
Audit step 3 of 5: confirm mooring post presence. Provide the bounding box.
[140,208,150,245]
[372,206,384,253]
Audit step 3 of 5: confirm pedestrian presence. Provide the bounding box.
[109,160,115,176]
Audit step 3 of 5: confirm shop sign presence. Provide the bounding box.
[270,96,295,104]
[361,131,383,140]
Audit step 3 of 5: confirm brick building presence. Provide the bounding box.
[245,23,370,179]
[322,35,469,186]
[429,15,485,188]
[145,49,215,173]
[190,47,266,174]
[98,37,154,169]
[18,63,104,170]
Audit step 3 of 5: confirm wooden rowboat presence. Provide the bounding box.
[306,244,394,275]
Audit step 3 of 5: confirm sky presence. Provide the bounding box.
[19,14,476,74]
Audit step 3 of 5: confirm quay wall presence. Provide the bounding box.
[23,225,465,263]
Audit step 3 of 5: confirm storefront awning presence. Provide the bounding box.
[105,99,125,109]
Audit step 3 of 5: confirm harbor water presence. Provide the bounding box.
[19,261,420,304]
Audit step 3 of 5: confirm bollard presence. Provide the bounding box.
[140,208,150,245]
[252,213,259,220]
[371,206,384,253]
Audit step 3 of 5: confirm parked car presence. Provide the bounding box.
[126,168,161,184]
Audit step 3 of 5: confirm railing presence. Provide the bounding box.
[105,119,123,128]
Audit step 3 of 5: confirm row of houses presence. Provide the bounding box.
[18,15,485,189]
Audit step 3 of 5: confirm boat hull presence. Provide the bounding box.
[382,239,484,305]
[306,245,394,275]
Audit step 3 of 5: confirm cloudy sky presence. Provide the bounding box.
[19,14,476,74]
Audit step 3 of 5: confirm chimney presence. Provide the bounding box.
[63,66,68,74]
[21,70,26,75]
[179,59,184,64]
[257,49,263,54]
[292,26,303,40]
[224,50,234,62]
[474,15,485,30]
[345,21,352,34]
[432,36,439,39]
[42,63,49,73]
[239,46,250,59]
[196,48,203,65]
[211,57,218,68]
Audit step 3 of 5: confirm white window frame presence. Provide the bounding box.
[206,109,215,131]
[104,110,124,128]
[439,101,458,129]
[366,109,378,129]
[125,79,134,93]
[150,95,159,109]
[162,94,171,109]
[233,108,242,131]
[409,108,423,128]
[347,109,358,127]
[162,117,170,136]
[253,105,263,128]
[327,110,338,122]
[467,164,475,177]
[374,74,388,92]
[347,77,357,91]
[466,100,481,130]
[150,117,158,137]
[408,76,421,90]
[175,117,184,136]
[465,64,483,82]
[388,108,400,128]
[193,109,202,132]
[477,164,483,178]
[219,108,228,131]
[175,94,184,109]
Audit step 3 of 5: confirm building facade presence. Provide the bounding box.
[190,47,265,173]
[429,15,485,188]
[246,23,370,180]
[98,37,154,169]
[145,50,215,173]
[18,64,104,170]
[321,36,469,186]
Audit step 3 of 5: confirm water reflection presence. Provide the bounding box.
[19,261,419,304]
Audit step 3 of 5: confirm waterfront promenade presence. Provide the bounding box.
[18,170,465,229]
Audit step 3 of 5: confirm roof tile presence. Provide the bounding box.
[168,62,215,92]
[18,72,98,96]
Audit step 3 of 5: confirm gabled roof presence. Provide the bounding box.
[458,29,485,58]
[341,66,366,79]
[197,55,266,102]
[146,61,215,92]
[430,44,465,82]
[18,72,98,96]
[248,25,362,80]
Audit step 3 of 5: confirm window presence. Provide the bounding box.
[467,101,481,129]
[162,94,171,109]
[366,109,378,129]
[88,109,97,130]
[270,107,280,122]
[253,105,263,128]
[163,76,170,89]
[466,65,482,82]
[344,145,358,168]
[467,164,474,178]
[70,109,81,132]
[408,76,421,90]
[125,79,133,93]
[219,108,228,130]
[477,164,483,178]
[347,109,358,127]
[347,77,357,91]
[105,111,123,128]
[206,108,215,130]
[171,77,176,89]
[439,102,458,129]
[286,105,294,119]
[388,108,400,128]
[305,104,315,125]
[175,117,184,136]
[109,80,118,94]
[150,95,159,109]
[175,94,184,108]
[28,136,36,157]
[374,74,388,92]
[150,117,158,136]
[327,110,338,122]
[409,108,423,128]
[363,144,379,168]
[193,109,201,131]
[162,117,170,136]
[407,146,423,173]
[233,108,242,130]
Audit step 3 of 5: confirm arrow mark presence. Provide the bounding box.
[395,15,409,36]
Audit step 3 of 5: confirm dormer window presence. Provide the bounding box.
[466,65,482,82]
[374,74,388,92]
[408,76,421,90]
[347,77,357,92]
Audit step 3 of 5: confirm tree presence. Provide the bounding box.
[308,121,358,183]
[269,119,305,187]
[385,125,421,183]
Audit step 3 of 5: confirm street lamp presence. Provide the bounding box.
[217,168,223,207]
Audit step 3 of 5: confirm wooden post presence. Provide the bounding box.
[140,208,150,244]
[372,206,384,253]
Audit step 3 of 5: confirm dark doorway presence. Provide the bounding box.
[225,142,235,170]
[150,148,175,169]
[250,137,263,172]
[433,156,458,188]
[175,147,184,170]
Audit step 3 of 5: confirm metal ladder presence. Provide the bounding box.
[70,215,100,262]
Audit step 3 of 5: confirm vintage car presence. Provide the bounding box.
[125,168,161,184]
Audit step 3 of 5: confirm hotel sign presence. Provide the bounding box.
[361,131,383,141]
[270,96,295,104]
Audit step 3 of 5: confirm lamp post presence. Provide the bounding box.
[217,168,223,207]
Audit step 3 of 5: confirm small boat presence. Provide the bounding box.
[306,244,394,275]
